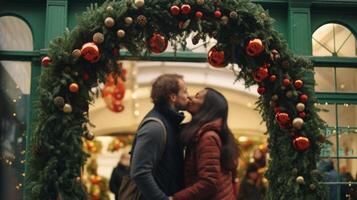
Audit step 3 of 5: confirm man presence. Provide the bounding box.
[130,74,190,200]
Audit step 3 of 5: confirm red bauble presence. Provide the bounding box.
[112,81,126,100]
[300,94,308,103]
[293,136,310,151]
[41,56,51,67]
[149,33,168,54]
[294,80,304,89]
[170,5,180,15]
[214,10,222,18]
[246,38,264,57]
[252,67,269,82]
[195,11,203,18]
[112,100,125,112]
[269,75,277,82]
[257,86,266,95]
[282,78,291,86]
[276,112,290,124]
[69,83,79,93]
[81,42,100,63]
[207,47,226,68]
[298,111,306,118]
[181,4,191,15]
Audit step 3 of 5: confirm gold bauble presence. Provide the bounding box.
[63,104,73,113]
[134,0,145,8]
[296,103,305,112]
[296,176,305,184]
[292,117,304,129]
[221,16,229,25]
[104,17,115,28]
[196,0,204,5]
[93,32,104,44]
[72,49,81,58]
[124,17,133,25]
[117,29,126,38]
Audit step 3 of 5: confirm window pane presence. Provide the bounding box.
[0,16,33,51]
[337,104,357,127]
[336,68,357,92]
[314,67,335,92]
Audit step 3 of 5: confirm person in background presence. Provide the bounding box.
[318,159,338,200]
[237,163,266,200]
[109,147,131,200]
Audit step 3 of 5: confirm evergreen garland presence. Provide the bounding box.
[26,0,328,199]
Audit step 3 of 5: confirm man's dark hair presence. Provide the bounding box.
[150,74,183,106]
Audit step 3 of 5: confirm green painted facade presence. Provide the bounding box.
[1,0,357,199]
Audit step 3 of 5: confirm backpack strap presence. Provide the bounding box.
[130,117,167,167]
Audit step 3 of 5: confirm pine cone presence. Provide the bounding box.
[192,34,200,45]
[137,15,147,26]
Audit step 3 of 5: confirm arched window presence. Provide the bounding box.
[312,23,356,57]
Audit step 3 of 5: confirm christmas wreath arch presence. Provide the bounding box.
[27,0,328,199]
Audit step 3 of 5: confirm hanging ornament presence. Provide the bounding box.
[112,100,125,112]
[195,11,203,19]
[41,56,51,67]
[102,74,126,112]
[90,175,102,185]
[229,11,238,19]
[292,117,304,129]
[106,6,113,11]
[181,4,191,15]
[276,112,290,125]
[300,94,308,103]
[53,96,65,107]
[134,0,145,8]
[149,33,168,54]
[124,17,133,25]
[252,66,269,82]
[136,15,147,26]
[282,78,291,86]
[81,42,100,63]
[294,80,304,89]
[69,83,79,93]
[271,94,279,101]
[117,29,126,38]
[246,38,264,57]
[72,49,81,59]
[93,32,104,44]
[221,16,229,25]
[196,0,205,5]
[84,131,95,140]
[286,90,293,98]
[296,176,305,184]
[269,74,277,82]
[257,86,266,95]
[296,103,305,112]
[63,104,73,113]
[207,47,226,68]
[293,136,310,151]
[104,17,115,28]
[170,5,180,15]
[298,111,306,119]
[270,49,280,62]
[309,184,316,191]
[214,10,222,18]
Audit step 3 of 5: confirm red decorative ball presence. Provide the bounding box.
[252,67,269,82]
[214,10,222,18]
[195,11,203,18]
[170,5,180,15]
[246,38,264,57]
[293,136,310,151]
[283,78,291,86]
[112,100,125,112]
[294,80,304,89]
[113,81,126,100]
[298,111,306,118]
[81,42,100,63]
[276,112,290,125]
[149,33,168,54]
[269,75,277,82]
[300,94,308,103]
[257,86,266,95]
[69,83,79,93]
[181,4,191,15]
[41,56,51,67]
[207,47,226,68]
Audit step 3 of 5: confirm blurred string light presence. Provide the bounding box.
[0,85,27,191]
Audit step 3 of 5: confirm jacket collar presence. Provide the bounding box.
[154,104,185,125]
[196,118,223,140]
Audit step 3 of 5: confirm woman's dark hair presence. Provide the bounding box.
[150,74,183,106]
[181,87,240,172]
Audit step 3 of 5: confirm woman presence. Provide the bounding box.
[172,88,240,200]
